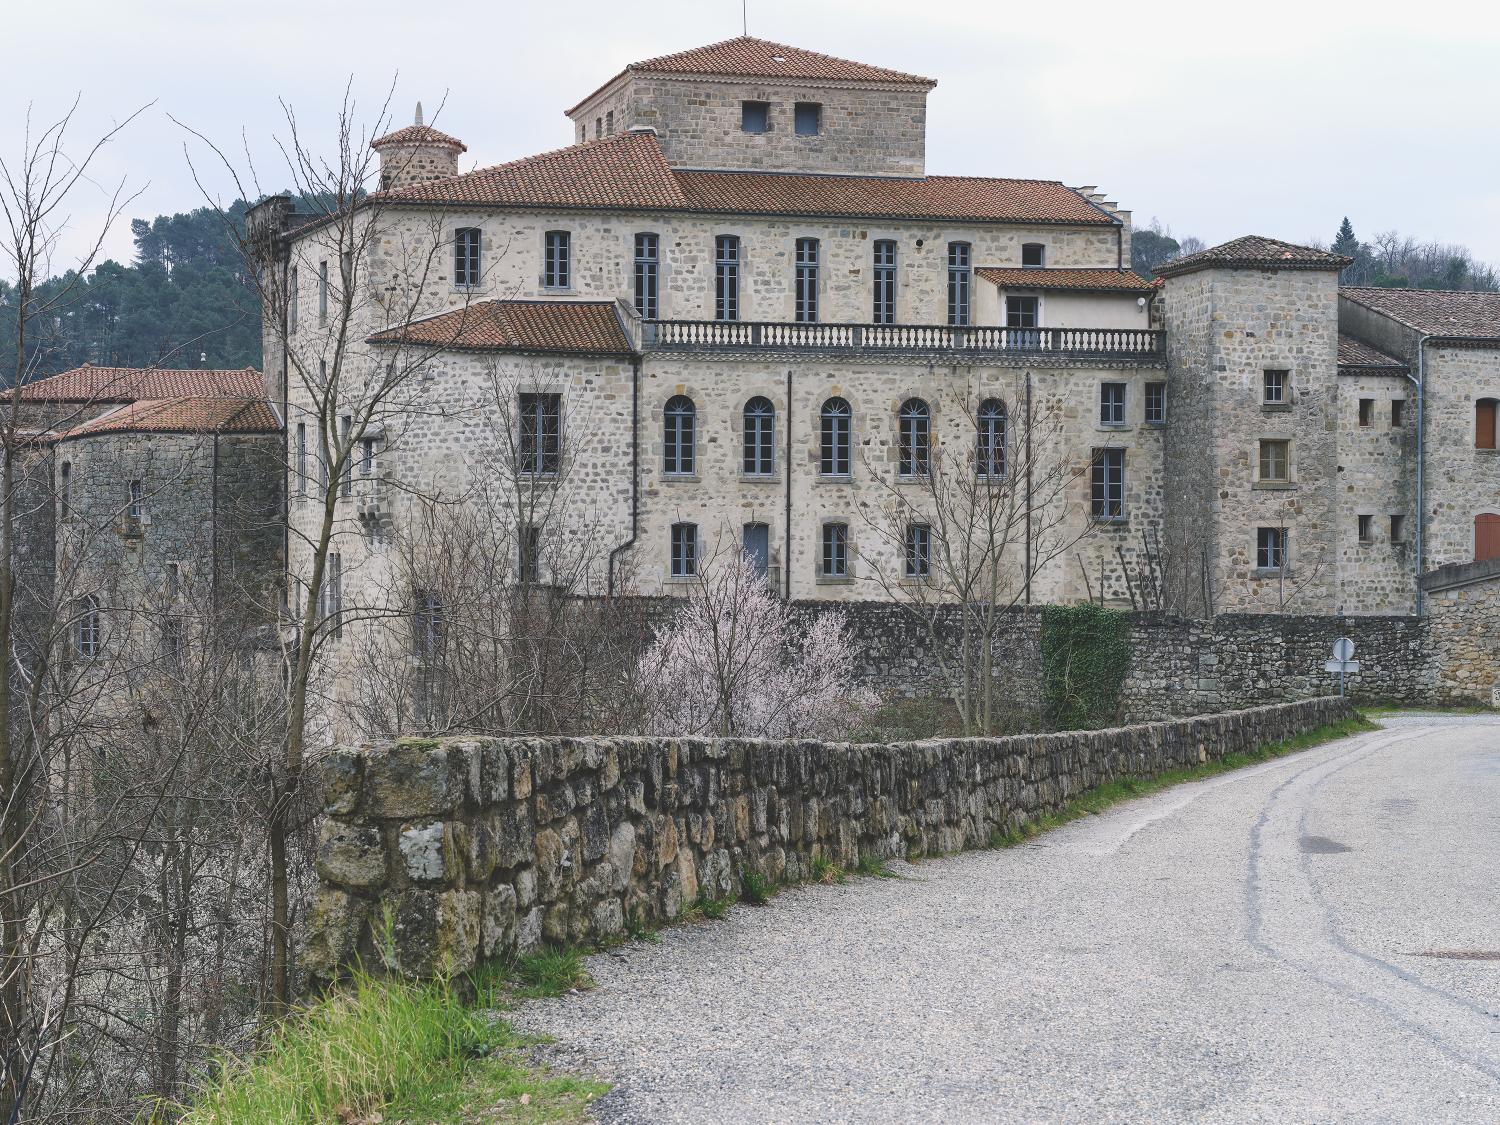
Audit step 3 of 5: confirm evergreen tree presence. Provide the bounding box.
[1332,216,1359,257]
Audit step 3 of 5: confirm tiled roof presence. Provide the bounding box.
[378,131,1112,225]
[370,123,468,153]
[1340,287,1500,339]
[568,36,934,114]
[58,396,281,440]
[1153,236,1352,278]
[368,300,634,356]
[976,267,1154,293]
[1337,334,1409,374]
[15,365,264,404]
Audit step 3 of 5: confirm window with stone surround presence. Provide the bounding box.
[1358,398,1374,427]
[1477,398,1498,450]
[976,398,1007,478]
[1090,448,1125,520]
[58,461,70,519]
[634,233,659,319]
[165,561,181,599]
[794,102,821,136]
[821,522,849,578]
[820,397,851,477]
[743,396,776,476]
[1021,243,1045,268]
[127,480,144,521]
[1262,369,1287,406]
[1258,439,1289,483]
[543,230,570,289]
[340,415,353,496]
[1099,382,1126,426]
[741,101,770,134]
[519,392,561,476]
[904,523,932,578]
[795,237,819,323]
[318,259,329,322]
[947,242,971,326]
[289,266,299,334]
[663,395,696,476]
[295,424,307,496]
[1358,514,1373,543]
[1476,513,1500,561]
[1145,381,1167,425]
[714,235,740,321]
[1390,514,1406,543]
[1256,527,1287,571]
[899,398,931,477]
[606,110,614,135]
[454,228,481,288]
[872,240,896,324]
[671,522,699,577]
[322,553,343,640]
[1390,398,1406,428]
[76,595,101,660]
[412,588,444,657]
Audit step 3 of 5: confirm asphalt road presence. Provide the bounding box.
[515,715,1500,1123]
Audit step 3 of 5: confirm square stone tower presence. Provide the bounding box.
[1157,237,1352,615]
[564,36,936,177]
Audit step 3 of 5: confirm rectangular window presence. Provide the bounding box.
[1099,383,1127,426]
[947,242,971,326]
[1021,243,1046,268]
[519,524,541,583]
[1263,369,1287,405]
[413,588,444,658]
[1006,294,1039,329]
[340,415,353,496]
[58,461,70,519]
[795,237,819,323]
[1258,439,1289,483]
[543,230,570,289]
[872,240,896,324]
[318,259,329,322]
[794,102,821,136]
[714,235,740,322]
[454,227,481,288]
[519,392,562,475]
[821,522,848,578]
[288,267,299,334]
[360,437,376,478]
[595,117,602,139]
[1090,448,1125,520]
[295,423,307,496]
[1479,399,1499,449]
[741,101,770,134]
[670,523,698,577]
[323,552,343,639]
[1358,398,1374,427]
[1257,527,1287,571]
[634,232,659,319]
[127,479,144,520]
[76,596,100,660]
[904,523,932,579]
[1390,399,1406,428]
[1145,381,1166,424]
[605,110,614,135]
[1358,513,1373,543]
[165,561,180,598]
[163,616,187,669]
[1390,514,1407,543]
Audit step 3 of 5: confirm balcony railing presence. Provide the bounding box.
[644,320,1162,358]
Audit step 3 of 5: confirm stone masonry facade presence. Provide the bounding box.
[304,695,1356,980]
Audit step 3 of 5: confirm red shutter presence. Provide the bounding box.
[1477,399,1497,450]
[1476,514,1500,562]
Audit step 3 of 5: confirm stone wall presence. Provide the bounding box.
[1422,559,1500,706]
[303,695,1356,981]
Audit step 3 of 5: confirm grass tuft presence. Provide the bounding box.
[693,889,732,920]
[512,947,593,999]
[739,871,774,905]
[809,854,845,884]
[855,853,899,879]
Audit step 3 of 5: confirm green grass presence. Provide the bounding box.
[179,967,605,1124]
[988,714,1378,848]
[693,889,732,919]
[511,947,593,999]
[740,871,774,905]
[809,854,845,884]
[855,853,900,879]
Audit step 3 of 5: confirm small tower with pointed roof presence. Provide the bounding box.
[370,103,468,192]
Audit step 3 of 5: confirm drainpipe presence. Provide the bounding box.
[1408,333,1430,614]
[1024,369,1033,605]
[606,353,641,597]
[783,366,793,602]
[211,433,220,620]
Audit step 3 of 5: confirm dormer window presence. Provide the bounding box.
[741,101,770,134]
[1022,243,1045,269]
[794,102,822,136]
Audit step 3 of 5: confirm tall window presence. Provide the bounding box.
[1258,439,1289,483]
[795,237,819,323]
[543,230,570,289]
[76,595,100,659]
[1145,381,1167,424]
[1477,398,1498,450]
[905,523,932,578]
[742,396,775,476]
[714,236,740,322]
[454,227,481,288]
[127,480,144,520]
[340,415,353,496]
[671,522,699,577]
[976,399,1007,478]
[1358,398,1374,427]
[821,522,848,578]
[163,617,187,669]
[288,267,299,334]
[794,102,822,135]
[519,392,562,475]
[295,423,307,495]
[519,525,541,583]
[165,561,181,598]
[1263,369,1288,406]
[820,397,852,477]
[899,398,930,477]
[605,110,614,134]
[663,395,696,475]
[1390,399,1406,428]
[58,461,70,519]
[1357,514,1374,543]
[1257,527,1288,570]
[413,589,444,658]
[634,233,659,319]
[322,553,343,639]
[1099,383,1127,426]
[947,242,971,326]
[318,259,329,321]
[1006,295,1039,328]
[741,101,770,134]
[1091,448,1125,520]
[872,240,896,324]
[1021,243,1045,268]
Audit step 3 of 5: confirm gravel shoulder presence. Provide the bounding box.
[512,715,1500,1124]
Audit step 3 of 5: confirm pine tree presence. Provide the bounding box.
[1332,217,1358,256]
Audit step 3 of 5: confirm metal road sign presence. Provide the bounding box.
[1333,637,1355,663]
[1326,638,1359,696]
[1324,659,1361,674]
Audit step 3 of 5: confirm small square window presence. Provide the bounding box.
[1358,398,1374,427]
[1357,514,1373,543]
[1005,294,1038,329]
[1390,514,1407,542]
[1145,382,1166,424]
[1099,382,1127,426]
[741,101,770,134]
[1263,369,1287,405]
[1390,399,1406,428]
[794,102,821,136]
[1021,243,1045,268]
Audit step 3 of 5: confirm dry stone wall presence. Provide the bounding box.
[304,696,1355,981]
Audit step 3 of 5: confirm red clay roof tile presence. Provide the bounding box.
[370,123,468,153]
[368,300,633,356]
[976,267,1154,293]
[58,397,281,440]
[16,365,264,404]
[1340,287,1500,339]
[1154,236,1351,278]
[1337,334,1409,373]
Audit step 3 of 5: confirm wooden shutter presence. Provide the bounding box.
[1477,399,1497,450]
[1476,514,1500,562]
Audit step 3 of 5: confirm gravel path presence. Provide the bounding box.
[513,715,1500,1123]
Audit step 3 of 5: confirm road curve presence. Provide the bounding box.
[514,716,1500,1124]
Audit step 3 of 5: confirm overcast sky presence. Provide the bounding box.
[9,0,1500,275]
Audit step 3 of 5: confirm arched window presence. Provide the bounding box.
[664,395,696,475]
[1477,513,1500,562]
[820,397,851,477]
[977,399,1007,478]
[1477,398,1497,450]
[76,595,101,660]
[743,396,775,475]
[899,398,930,477]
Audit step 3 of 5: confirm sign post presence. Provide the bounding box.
[1324,637,1359,697]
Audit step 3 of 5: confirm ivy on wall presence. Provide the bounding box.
[1041,604,1131,730]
